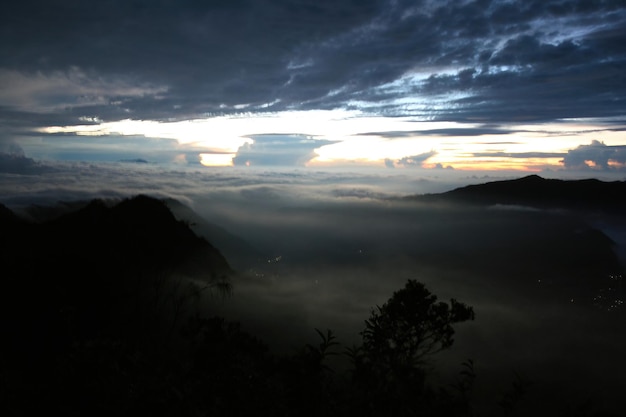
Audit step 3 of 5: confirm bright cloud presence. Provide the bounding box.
[35,112,626,171]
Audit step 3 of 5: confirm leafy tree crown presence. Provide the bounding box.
[362,280,475,369]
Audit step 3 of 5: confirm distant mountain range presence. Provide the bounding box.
[408,174,626,212]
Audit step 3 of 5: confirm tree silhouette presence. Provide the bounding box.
[362,279,475,369]
[348,279,475,416]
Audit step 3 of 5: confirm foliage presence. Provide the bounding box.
[362,279,475,369]
[6,266,620,417]
[343,280,475,417]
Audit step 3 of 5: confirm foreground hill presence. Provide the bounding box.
[3,195,232,278]
[409,174,626,212]
[164,198,266,270]
[1,195,233,352]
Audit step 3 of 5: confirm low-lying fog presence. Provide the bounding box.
[188,185,626,415]
[2,164,625,414]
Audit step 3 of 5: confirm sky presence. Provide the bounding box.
[1,0,626,173]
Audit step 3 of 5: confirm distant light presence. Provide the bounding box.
[199,153,234,167]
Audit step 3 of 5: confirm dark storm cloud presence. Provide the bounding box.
[359,126,516,138]
[418,23,626,122]
[0,0,624,129]
[0,0,383,117]
[561,140,626,170]
[232,134,334,167]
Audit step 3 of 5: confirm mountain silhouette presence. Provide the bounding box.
[411,174,626,212]
[1,195,233,360]
[401,175,625,304]
[29,195,232,279]
[0,201,24,226]
[164,198,267,270]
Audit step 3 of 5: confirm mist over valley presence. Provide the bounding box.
[186,176,626,412]
[2,173,625,416]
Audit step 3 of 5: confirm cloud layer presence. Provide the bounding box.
[0,0,624,125]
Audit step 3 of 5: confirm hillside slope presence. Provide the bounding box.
[410,174,626,212]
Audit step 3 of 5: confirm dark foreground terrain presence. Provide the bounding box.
[1,176,625,416]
